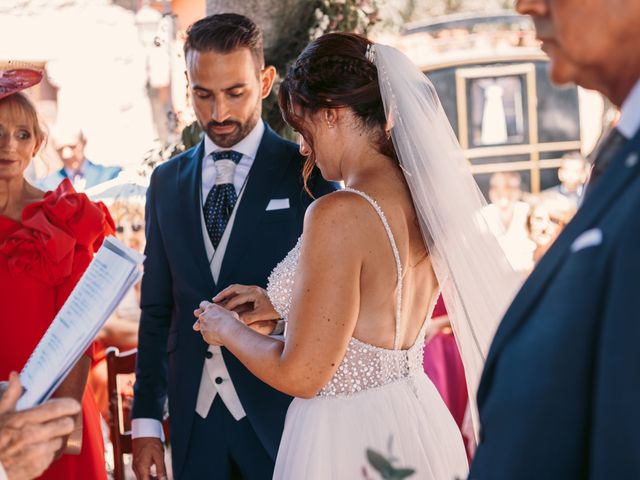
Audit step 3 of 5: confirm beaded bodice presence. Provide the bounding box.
[267,188,429,397]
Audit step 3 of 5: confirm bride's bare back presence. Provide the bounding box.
[276,167,438,395]
[343,185,437,350]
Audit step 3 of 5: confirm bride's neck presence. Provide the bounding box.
[342,151,403,190]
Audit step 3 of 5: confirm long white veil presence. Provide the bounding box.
[371,44,522,437]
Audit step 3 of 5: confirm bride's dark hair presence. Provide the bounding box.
[278,32,396,191]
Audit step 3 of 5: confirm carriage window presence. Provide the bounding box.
[434,61,586,194]
[469,75,526,147]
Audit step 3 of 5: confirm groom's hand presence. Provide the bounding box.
[213,284,280,325]
[222,302,277,335]
[133,437,167,480]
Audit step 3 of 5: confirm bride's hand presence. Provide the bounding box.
[213,284,280,327]
[193,301,239,346]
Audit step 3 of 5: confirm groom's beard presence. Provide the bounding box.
[204,107,261,148]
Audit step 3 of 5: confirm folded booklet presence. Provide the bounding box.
[17,236,145,410]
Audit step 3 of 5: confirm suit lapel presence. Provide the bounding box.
[217,125,291,287]
[178,141,216,292]
[479,128,640,404]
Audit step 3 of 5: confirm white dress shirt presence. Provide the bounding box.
[132,121,265,440]
[617,78,640,140]
[63,160,88,191]
[0,461,6,480]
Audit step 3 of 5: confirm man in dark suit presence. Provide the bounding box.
[470,1,640,478]
[131,14,336,479]
[37,126,121,191]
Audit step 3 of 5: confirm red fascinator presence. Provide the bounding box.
[0,66,43,100]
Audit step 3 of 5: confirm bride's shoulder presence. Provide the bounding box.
[306,190,372,222]
[303,190,373,241]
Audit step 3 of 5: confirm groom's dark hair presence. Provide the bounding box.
[184,13,265,74]
[278,32,396,193]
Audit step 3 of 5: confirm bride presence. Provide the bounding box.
[194,32,519,479]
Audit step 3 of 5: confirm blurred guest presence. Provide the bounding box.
[89,200,144,420]
[0,88,113,479]
[37,125,121,192]
[527,197,575,263]
[0,373,81,480]
[485,172,528,232]
[482,172,535,273]
[543,151,588,207]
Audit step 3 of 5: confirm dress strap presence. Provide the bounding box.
[415,293,440,348]
[342,187,404,350]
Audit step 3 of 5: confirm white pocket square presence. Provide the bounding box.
[266,198,290,211]
[570,228,603,252]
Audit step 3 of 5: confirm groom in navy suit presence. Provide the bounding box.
[131,14,335,479]
[471,0,640,478]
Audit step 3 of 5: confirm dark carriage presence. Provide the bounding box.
[399,12,607,196]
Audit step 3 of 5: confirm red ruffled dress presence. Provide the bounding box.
[0,180,114,479]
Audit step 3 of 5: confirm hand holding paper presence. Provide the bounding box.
[17,236,145,411]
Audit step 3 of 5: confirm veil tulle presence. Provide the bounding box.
[370,43,522,438]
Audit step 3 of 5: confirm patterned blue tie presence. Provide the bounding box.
[203,150,243,249]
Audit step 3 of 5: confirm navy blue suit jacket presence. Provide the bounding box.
[132,124,336,477]
[470,128,640,479]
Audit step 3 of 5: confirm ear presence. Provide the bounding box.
[384,114,395,133]
[32,138,43,157]
[323,108,340,128]
[260,66,277,99]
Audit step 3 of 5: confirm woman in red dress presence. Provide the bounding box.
[0,88,113,479]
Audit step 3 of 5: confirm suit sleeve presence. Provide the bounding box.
[132,167,174,421]
[589,218,640,478]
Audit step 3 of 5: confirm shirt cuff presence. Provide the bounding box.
[0,460,7,480]
[131,418,165,442]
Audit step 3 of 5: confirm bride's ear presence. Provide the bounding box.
[384,115,395,137]
[323,108,339,129]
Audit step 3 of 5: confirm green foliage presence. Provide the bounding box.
[310,0,381,39]
[263,0,382,135]
[140,121,202,174]
[365,448,415,479]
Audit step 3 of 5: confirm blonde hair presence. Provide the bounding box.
[0,92,47,152]
[109,200,144,223]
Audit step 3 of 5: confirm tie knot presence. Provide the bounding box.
[212,150,243,163]
[211,150,242,184]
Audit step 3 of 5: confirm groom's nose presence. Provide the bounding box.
[211,102,230,123]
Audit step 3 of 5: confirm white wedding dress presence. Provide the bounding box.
[267,188,469,480]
